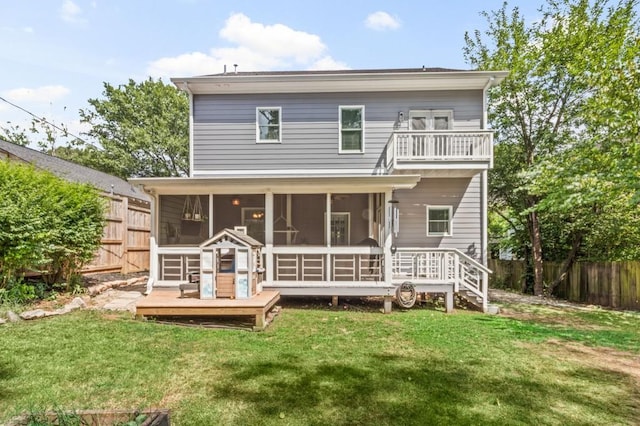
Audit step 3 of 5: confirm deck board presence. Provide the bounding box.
[136,290,280,329]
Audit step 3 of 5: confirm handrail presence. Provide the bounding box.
[451,249,492,274]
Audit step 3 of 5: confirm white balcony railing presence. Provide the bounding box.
[385,130,493,170]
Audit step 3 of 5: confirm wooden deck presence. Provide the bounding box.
[135,289,280,330]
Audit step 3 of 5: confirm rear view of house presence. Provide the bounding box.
[133,68,506,313]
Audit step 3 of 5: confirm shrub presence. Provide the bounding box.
[0,160,106,289]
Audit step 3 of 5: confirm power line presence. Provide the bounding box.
[0,95,90,145]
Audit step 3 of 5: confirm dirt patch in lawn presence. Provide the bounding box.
[525,339,640,386]
[498,306,610,330]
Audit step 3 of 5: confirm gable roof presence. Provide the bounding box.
[0,138,149,202]
[200,228,263,249]
[172,67,508,95]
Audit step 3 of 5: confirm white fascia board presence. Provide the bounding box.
[130,174,421,195]
[171,71,509,95]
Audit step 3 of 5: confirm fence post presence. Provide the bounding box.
[121,196,129,274]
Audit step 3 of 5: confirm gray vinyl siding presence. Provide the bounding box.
[394,176,481,259]
[192,90,483,173]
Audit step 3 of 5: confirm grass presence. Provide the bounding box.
[1,302,639,425]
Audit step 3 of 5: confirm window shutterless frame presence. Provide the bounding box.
[338,105,365,153]
[426,205,453,236]
[256,107,282,143]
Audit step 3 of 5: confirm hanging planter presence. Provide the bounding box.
[182,195,205,221]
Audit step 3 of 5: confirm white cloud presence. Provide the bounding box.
[308,56,350,71]
[60,0,86,24]
[147,13,347,78]
[3,85,71,104]
[365,11,401,31]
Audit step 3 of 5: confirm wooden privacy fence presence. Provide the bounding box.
[82,194,150,274]
[489,259,640,310]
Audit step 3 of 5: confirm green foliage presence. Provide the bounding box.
[0,160,105,289]
[466,0,640,288]
[76,78,189,179]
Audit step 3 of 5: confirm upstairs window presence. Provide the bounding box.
[256,107,281,143]
[339,106,364,153]
[426,205,452,236]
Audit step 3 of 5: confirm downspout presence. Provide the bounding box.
[481,76,494,269]
[181,83,194,178]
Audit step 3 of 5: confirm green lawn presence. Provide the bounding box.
[1,302,639,425]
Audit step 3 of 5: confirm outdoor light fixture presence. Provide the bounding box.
[398,111,404,122]
[231,197,240,206]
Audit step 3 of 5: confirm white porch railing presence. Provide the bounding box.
[385,130,493,170]
[272,246,384,282]
[391,248,491,311]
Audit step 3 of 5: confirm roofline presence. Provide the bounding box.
[130,174,422,195]
[171,69,508,95]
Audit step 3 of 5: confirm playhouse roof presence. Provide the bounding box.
[200,228,263,249]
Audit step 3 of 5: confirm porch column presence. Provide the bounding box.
[368,193,374,237]
[149,192,159,288]
[383,190,393,284]
[265,192,274,283]
[325,193,332,282]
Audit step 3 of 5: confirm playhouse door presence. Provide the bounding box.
[199,248,215,299]
[235,248,250,299]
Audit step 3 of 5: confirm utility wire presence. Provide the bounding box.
[0,95,90,145]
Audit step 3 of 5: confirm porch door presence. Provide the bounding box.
[409,110,452,157]
[330,212,350,246]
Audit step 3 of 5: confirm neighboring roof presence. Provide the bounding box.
[172,67,509,95]
[0,138,150,202]
[131,174,422,195]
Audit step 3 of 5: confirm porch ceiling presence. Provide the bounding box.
[131,174,422,195]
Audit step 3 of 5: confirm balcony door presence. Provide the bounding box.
[409,110,452,130]
[409,110,453,157]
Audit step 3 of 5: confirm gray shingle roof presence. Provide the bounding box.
[0,138,150,202]
[204,67,465,77]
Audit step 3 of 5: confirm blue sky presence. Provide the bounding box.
[0,0,542,142]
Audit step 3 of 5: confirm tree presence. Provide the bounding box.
[78,78,189,179]
[465,0,640,295]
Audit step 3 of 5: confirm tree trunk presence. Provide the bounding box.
[528,210,544,296]
[548,233,582,294]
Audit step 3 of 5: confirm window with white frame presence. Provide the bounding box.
[256,107,281,143]
[339,106,364,153]
[409,110,453,130]
[426,206,452,236]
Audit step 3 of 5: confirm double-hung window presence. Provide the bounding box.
[426,205,453,236]
[339,106,364,153]
[256,107,281,143]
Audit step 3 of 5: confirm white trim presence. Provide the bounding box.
[426,205,453,237]
[187,88,194,177]
[256,106,282,143]
[171,70,509,95]
[192,168,374,176]
[339,105,365,154]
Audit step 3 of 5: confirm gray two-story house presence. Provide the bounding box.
[132,68,506,313]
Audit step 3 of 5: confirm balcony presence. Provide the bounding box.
[385,130,493,172]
